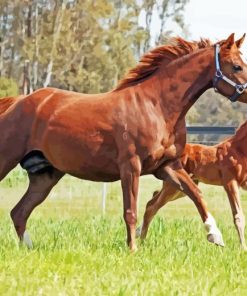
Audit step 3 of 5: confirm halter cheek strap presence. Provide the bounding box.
[213,44,247,102]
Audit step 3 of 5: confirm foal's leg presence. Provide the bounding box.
[10,169,64,247]
[154,162,224,246]
[120,157,141,252]
[224,180,246,250]
[137,182,183,239]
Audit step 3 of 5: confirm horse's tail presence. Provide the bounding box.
[0,96,18,115]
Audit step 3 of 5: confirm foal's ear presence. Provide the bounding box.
[224,33,235,49]
[235,33,246,48]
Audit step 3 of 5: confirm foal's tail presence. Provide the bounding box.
[0,96,19,115]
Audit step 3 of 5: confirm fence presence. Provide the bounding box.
[186,125,237,145]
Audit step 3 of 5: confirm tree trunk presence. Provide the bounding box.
[33,1,39,89]
[43,0,67,87]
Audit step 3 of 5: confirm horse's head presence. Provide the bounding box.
[214,33,247,103]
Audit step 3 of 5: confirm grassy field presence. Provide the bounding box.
[0,167,247,295]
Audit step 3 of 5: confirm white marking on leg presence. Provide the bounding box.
[205,213,219,234]
[204,212,224,247]
[23,230,33,248]
[136,223,143,238]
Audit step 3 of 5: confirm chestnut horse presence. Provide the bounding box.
[138,121,247,249]
[1,34,247,251]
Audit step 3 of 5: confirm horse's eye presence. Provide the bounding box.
[233,65,243,72]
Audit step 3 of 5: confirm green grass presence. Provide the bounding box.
[0,167,247,295]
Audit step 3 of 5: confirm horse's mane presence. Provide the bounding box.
[114,37,212,91]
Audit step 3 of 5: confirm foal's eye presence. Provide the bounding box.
[233,65,243,72]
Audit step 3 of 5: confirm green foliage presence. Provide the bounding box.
[186,89,247,142]
[188,89,247,126]
[0,0,188,93]
[0,77,19,98]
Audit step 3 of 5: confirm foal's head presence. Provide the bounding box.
[214,33,247,103]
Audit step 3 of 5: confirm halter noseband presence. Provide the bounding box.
[213,44,247,102]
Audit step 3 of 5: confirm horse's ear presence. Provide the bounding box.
[235,33,246,48]
[225,33,235,49]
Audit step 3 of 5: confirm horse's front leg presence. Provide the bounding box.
[119,156,141,252]
[154,160,224,247]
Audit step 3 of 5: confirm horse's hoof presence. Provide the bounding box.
[207,233,225,247]
[130,245,138,253]
[136,225,142,238]
[22,231,33,249]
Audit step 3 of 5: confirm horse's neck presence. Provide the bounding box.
[157,48,214,121]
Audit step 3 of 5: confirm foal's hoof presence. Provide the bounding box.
[22,231,33,249]
[207,233,225,247]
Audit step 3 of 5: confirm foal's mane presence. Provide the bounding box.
[114,37,212,91]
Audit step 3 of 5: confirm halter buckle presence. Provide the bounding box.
[215,70,222,78]
[236,85,245,94]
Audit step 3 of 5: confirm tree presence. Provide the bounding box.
[0,0,189,94]
[0,77,18,98]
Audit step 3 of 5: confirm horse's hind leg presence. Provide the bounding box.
[154,161,224,247]
[10,169,64,247]
[224,180,246,250]
[137,182,183,239]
